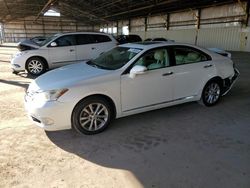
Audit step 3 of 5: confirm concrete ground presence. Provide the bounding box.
[0,48,249,188]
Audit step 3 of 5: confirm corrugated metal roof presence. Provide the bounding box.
[0,0,245,24]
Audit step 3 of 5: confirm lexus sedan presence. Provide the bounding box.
[25,42,239,135]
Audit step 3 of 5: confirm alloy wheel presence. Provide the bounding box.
[27,60,43,74]
[204,82,221,104]
[79,103,109,132]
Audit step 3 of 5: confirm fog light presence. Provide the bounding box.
[40,118,54,125]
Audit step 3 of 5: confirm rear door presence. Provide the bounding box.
[91,34,116,58]
[75,34,96,61]
[48,34,76,67]
[75,34,115,61]
[169,45,215,100]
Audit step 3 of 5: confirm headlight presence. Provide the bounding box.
[33,88,68,102]
[14,51,28,58]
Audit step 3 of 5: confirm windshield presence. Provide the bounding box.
[39,34,60,46]
[90,47,142,70]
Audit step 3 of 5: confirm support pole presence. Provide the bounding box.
[245,1,249,27]
[166,13,170,30]
[194,9,201,45]
[128,19,131,33]
[116,21,119,36]
[144,17,148,40]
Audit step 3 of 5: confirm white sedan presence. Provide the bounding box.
[25,42,239,134]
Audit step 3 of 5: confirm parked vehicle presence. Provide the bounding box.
[116,34,142,44]
[11,32,117,76]
[17,36,47,51]
[145,38,175,42]
[30,36,47,45]
[25,42,239,135]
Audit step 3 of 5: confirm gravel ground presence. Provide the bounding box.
[0,49,250,188]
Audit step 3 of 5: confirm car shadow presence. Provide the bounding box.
[16,72,37,79]
[45,82,250,187]
[0,79,30,89]
[45,102,211,187]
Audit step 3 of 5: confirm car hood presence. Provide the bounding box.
[18,39,40,51]
[28,62,110,92]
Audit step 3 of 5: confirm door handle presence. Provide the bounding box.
[204,64,213,68]
[69,49,74,52]
[162,72,173,76]
[91,47,96,50]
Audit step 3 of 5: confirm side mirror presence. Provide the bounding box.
[129,65,147,78]
[50,42,57,47]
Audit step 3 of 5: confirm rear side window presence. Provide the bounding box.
[173,46,210,65]
[76,34,95,45]
[93,34,112,43]
[76,34,112,45]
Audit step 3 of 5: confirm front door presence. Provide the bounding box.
[121,48,174,112]
[48,35,77,68]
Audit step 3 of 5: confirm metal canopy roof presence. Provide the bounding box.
[0,0,244,24]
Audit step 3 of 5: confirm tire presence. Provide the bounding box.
[72,97,112,135]
[26,57,46,76]
[201,80,221,106]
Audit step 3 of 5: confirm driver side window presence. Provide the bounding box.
[54,35,76,47]
[134,48,169,71]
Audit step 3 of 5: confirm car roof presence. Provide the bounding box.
[119,41,220,58]
[57,31,113,36]
[119,41,180,50]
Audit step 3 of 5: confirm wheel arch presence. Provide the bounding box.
[71,94,117,123]
[198,76,224,100]
[205,76,223,87]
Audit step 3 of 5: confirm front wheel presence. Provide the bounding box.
[72,97,112,135]
[26,57,46,76]
[201,80,221,106]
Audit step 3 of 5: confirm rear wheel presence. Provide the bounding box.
[72,97,112,135]
[26,57,46,76]
[201,80,221,106]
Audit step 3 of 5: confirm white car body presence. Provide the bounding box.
[25,42,238,132]
[11,32,117,73]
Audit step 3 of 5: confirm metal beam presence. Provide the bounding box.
[102,0,179,19]
[3,0,11,15]
[92,0,123,11]
[35,0,58,21]
[60,2,110,23]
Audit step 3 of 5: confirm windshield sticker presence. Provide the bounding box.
[128,48,142,53]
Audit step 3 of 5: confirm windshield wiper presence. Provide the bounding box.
[87,61,109,70]
[87,60,99,68]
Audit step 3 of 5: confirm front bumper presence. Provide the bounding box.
[222,68,240,96]
[11,56,26,72]
[25,98,73,131]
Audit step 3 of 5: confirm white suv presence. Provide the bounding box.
[11,32,117,76]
